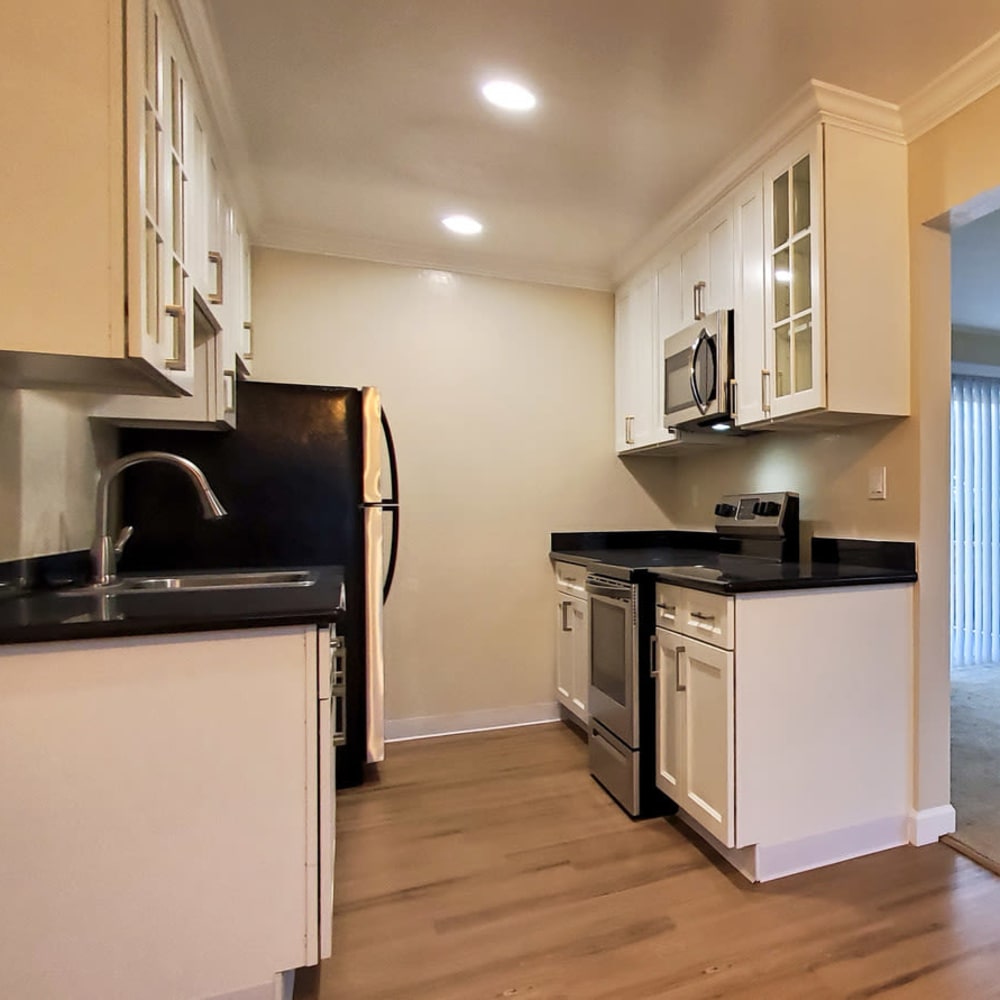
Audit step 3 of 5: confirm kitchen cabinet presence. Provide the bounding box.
[733,172,768,426]
[0,624,335,999]
[653,580,912,881]
[0,0,250,401]
[744,122,909,425]
[654,586,734,846]
[678,204,735,327]
[614,275,658,452]
[554,561,589,726]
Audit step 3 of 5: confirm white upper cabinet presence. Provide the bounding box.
[733,172,767,426]
[614,275,657,452]
[0,0,250,402]
[129,0,197,396]
[679,204,735,326]
[747,121,909,425]
[761,126,824,419]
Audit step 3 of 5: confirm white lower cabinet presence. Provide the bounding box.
[655,630,734,846]
[0,624,335,1000]
[654,580,913,882]
[554,561,589,725]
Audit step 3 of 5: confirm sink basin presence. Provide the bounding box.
[54,569,317,596]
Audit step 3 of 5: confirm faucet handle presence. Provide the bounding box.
[114,525,135,558]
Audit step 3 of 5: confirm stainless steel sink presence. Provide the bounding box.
[54,569,317,596]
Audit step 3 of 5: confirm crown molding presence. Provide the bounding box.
[254,223,614,292]
[613,80,903,285]
[170,0,263,231]
[901,30,1000,141]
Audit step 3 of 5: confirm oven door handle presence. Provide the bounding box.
[585,579,633,601]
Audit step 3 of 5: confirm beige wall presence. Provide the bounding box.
[908,85,1000,813]
[251,249,667,723]
[0,390,113,563]
[629,418,917,541]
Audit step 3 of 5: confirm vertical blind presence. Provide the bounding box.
[952,374,1000,666]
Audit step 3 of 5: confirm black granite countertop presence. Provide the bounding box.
[550,533,917,595]
[0,565,345,645]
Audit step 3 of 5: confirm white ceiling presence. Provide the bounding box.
[206,0,1000,290]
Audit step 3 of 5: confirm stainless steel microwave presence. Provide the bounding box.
[662,309,733,430]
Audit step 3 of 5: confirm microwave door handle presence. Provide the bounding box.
[689,329,715,415]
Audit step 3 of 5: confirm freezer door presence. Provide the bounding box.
[361,386,383,505]
[363,504,386,763]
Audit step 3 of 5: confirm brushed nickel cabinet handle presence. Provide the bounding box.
[656,603,677,615]
[761,369,771,414]
[694,281,707,321]
[164,303,186,370]
[242,320,253,359]
[561,600,572,632]
[676,646,687,692]
[208,250,224,305]
[649,634,658,677]
[690,611,716,622]
[625,415,635,445]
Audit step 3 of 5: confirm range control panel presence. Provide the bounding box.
[713,491,799,538]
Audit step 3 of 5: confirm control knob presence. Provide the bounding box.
[714,503,737,518]
[752,500,781,517]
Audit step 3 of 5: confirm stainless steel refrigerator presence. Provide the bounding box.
[118,381,399,786]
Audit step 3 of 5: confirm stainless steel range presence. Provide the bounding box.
[586,573,641,814]
[585,491,800,817]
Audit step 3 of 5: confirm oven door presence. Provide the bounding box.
[587,577,639,749]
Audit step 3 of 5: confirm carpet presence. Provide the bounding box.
[951,662,1000,864]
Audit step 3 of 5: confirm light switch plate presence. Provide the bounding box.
[868,466,887,500]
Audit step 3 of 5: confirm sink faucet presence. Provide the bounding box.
[92,451,228,586]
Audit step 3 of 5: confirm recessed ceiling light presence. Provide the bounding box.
[442,214,483,236]
[481,79,537,112]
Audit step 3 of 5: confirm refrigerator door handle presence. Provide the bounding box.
[380,406,400,603]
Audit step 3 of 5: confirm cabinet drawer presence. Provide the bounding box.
[655,582,733,650]
[554,560,587,594]
[654,583,686,630]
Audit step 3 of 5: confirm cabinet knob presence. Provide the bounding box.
[714,503,736,518]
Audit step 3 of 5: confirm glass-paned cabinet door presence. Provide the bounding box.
[127,0,195,394]
[763,127,824,418]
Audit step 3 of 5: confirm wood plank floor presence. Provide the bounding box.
[296,722,1000,999]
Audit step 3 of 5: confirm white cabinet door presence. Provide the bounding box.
[650,256,682,447]
[127,0,197,395]
[0,627,320,1000]
[654,628,735,846]
[733,172,768,426]
[569,595,589,718]
[614,274,656,453]
[555,596,574,708]
[762,125,825,419]
[680,233,710,327]
[555,593,589,723]
[681,636,735,846]
[654,629,683,800]
[679,205,734,327]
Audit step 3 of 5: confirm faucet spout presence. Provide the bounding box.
[92,451,228,586]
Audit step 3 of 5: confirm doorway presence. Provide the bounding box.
[948,206,1000,867]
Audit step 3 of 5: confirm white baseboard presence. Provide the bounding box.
[675,810,909,883]
[385,701,560,742]
[754,815,908,882]
[207,970,293,1000]
[908,805,957,846]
